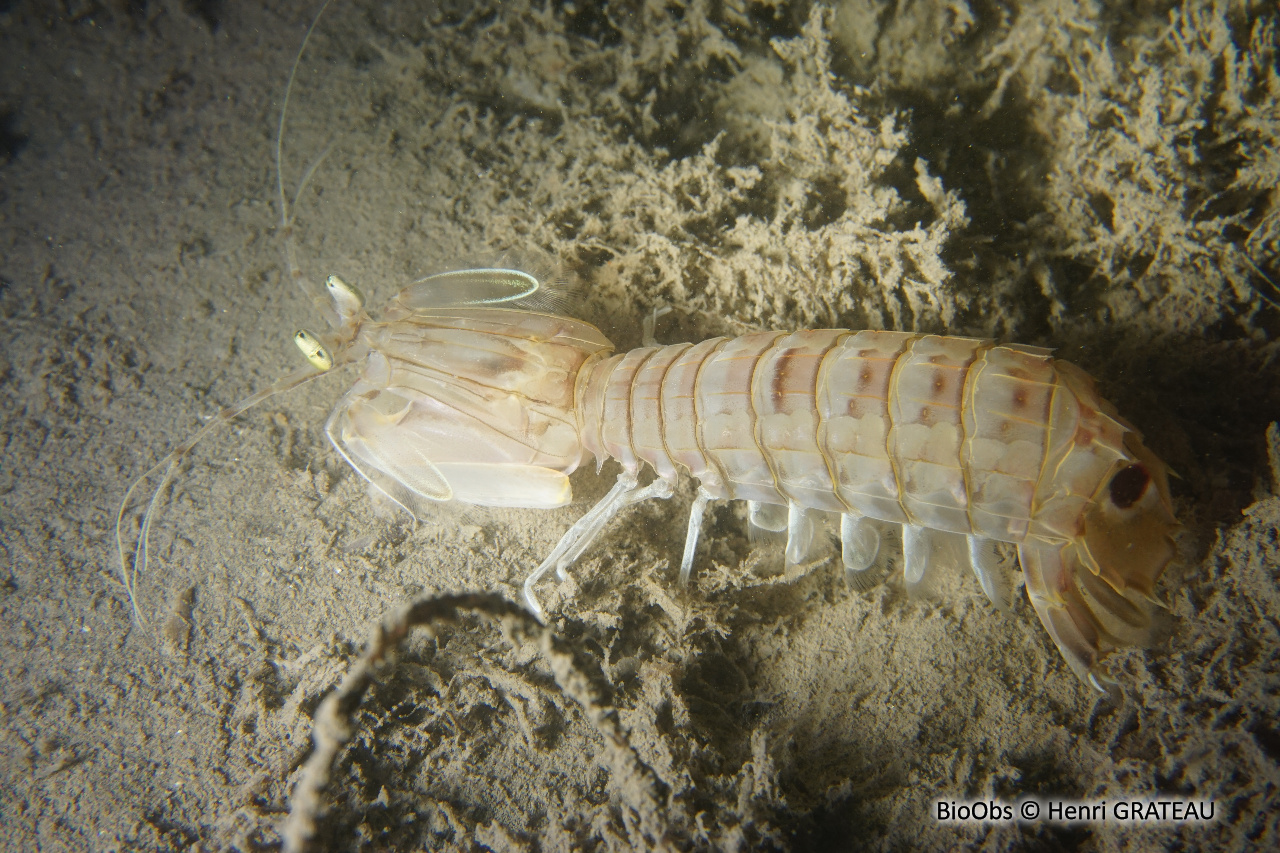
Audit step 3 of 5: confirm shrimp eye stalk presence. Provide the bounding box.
[325,274,365,321]
[295,329,333,371]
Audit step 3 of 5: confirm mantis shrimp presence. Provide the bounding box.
[115,3,1179,697]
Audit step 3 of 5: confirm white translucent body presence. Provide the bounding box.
[299,275,1177,693]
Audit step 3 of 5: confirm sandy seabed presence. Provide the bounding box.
[1,1,1278,850]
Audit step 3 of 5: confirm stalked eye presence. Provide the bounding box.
[294,329,333,372]
[1108,464,1150,509]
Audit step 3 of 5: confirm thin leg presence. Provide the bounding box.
[548,473,636,582]
[966,534,1012,612]
[902,524,933,587]
[840,513,882,589]
[785,503,816,566]
[641,304,673,347]
[748,500,788,533]
[679,489,713,584]
[557,477,674,571]
[523,473,674,619]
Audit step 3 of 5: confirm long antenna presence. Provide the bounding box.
[118,0,353,627]
[277,0,341,324]
[115,364,336,625]
[277,0,338,234]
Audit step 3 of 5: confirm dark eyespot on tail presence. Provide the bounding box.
[1109,463,1150,508]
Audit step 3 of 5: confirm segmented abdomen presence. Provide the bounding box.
[577,330,1082,546]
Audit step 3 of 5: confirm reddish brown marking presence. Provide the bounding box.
[858,366,875,390]
[1011,387,1029,410]
[770,348,796,412]
[473,353,526,376]
[932,369,947,396]
[918,405,933,426]
[1109,464,1150,508]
